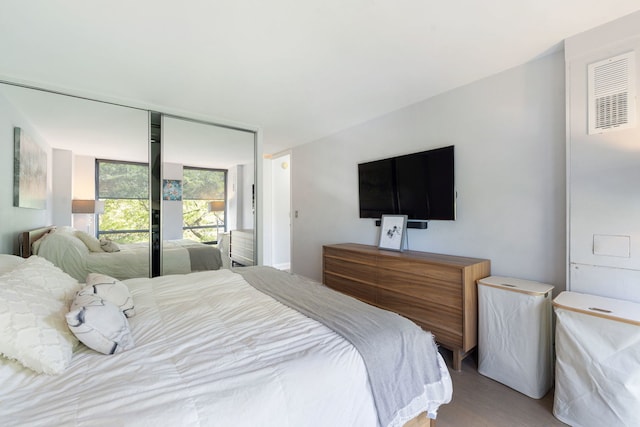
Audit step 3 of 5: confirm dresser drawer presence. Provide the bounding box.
[324,272,376,305]
[377,269,462,309]
[324,246,377,266]
[378,288,463,349]
[378,257,463,283]
[378,288,463,331]
[324,257,377,284]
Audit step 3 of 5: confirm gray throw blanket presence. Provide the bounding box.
[186,245,222,271]
[237,266,443,427]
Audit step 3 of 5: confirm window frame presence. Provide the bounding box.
[181,165,228,244]
[95,158,150,241]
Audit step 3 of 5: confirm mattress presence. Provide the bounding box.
[0,267,451,426]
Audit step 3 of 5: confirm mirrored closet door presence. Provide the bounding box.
[1,81,257,279]
[0,82,151,279]
[161,115,256,273]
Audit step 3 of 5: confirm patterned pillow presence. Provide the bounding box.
[0,279,77,374]
[3,256,81,304]
[66,290,134,355]
[85,273,135,317]
[99,237,120,253]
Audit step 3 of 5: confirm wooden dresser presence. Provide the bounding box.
[323,243,490,370]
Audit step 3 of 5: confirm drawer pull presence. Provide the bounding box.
[589,307,612,313]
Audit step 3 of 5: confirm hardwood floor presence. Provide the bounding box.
[435,349,568,427]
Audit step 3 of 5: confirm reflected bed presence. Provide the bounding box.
[20,226,227,281]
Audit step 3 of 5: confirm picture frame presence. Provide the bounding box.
[162,179,182,201]
[378,214,408,252]
[13,127,47,210]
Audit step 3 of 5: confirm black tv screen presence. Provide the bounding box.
[358,145,455,221]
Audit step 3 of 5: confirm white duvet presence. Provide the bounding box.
[0,270,451,427]
[0,268,451,426]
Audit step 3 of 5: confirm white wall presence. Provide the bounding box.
[566,11,640,303]
[72,155,95,199]
[228,163,257,233]
[71,155,96,234]
[291,50,567,290]
[52,149,73,227]
[162,162,184,240]
[0,93,52,255]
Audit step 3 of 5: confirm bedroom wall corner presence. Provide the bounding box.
[0,92,52,255]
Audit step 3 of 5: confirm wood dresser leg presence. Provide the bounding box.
[452,349,463,371]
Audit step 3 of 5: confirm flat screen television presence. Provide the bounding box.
[358,145,455,222]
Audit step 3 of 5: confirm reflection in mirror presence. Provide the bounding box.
[0,82,151,280]
[0,82,257,279]
[162,115,256,272]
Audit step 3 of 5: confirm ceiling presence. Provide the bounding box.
[1,1,640,156]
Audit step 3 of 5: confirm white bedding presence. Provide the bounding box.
[0,265,452,426]
[34,228,225,281]
[0,268,452,426]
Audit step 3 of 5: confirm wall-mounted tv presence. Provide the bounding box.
[358,145,455,222]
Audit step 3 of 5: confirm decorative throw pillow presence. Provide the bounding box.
[66,290,134,355]
[74,230,103,252]
[4,256,81,304]
[0,279,77,374]
[85,274,135,317]
[99,237,120,253]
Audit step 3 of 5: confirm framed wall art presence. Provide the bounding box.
[378,214,408,252]
[13,127,47,210]
[162,179,182,201]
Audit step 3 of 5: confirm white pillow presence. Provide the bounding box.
[75,230,103,252]
[0,279,77,374]
[99,237,120,253]
[31,229,55,255]
[0,254,25,274]
[85,273,135,317]
[38,230,90,258]
[5,256,81,304]
[66,290,134,355]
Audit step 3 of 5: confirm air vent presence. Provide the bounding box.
[588,51,636,134]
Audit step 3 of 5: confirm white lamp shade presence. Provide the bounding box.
[208,200,225,212]
[72,200,105,214]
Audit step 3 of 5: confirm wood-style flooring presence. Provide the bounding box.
[435,349,568,427]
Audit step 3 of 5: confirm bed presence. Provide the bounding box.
[0,253,452,427]
[20,226,228,281]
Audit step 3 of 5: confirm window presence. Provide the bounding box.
[182,167,227,243]
[96,160,149,243]
[96,161,226,244]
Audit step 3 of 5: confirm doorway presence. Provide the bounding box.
[271,152,291,271]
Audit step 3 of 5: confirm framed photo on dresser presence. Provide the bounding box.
[378,214,407,252]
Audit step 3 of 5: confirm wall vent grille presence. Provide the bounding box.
[588,51,636,134]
